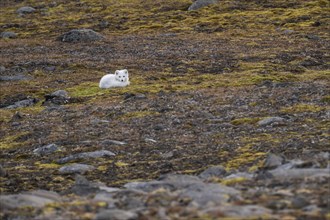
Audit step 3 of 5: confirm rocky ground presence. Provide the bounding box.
[0,0,329,219]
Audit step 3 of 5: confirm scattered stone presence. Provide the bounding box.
[33,144,59,156]
[47,90,69,99]
[0,66,5,72]
[144,138,157,143]
[101,140,127,146]
[58,29,104,43]
[59,163,95,174]
[5,98,38,109]
[95,209,138,220]
[305,34,320,40]
[57,150,116,164]
[263,153,285,169]
[44,66,56,72]
[0,190,61,210]
[44,90,70,105]
[160,151,174,159]
[188,0,218,11]
[258,117,285,126]
[17,6,36,14]
[0,31,17,39]
[199,165,227,179]
[282,29,294,35]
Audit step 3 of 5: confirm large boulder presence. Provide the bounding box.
[58,29,104,43]
[188,0,219,11]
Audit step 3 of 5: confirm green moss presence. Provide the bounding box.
[280,104,325,113]
[221,177,247,186]
[0,132,30,150]
[120,111,160,120]
[35,162,61,169]
[321,96,330,103]
[225,144,267,170]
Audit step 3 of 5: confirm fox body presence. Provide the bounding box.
[99,69,130,89]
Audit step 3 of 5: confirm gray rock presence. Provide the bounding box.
[188,0,218,10]
[205,205,272,218]
[59,163,95,174]
[0,75,29,81]
[199,165,227,179]
[5,98,38,109]
[269,168,330,180]
[49,90,69,98]
[180,183,240,207]
[224,172,253,180]
[95,209,138,220]
[0,66,5,72]
[0,190,61,209]
[57,150,116,164]
[258,117,285,126]
[263,153,284,169]
[44,90,70,105]
[58,29,104,43]
[0,31,17,39]
[33,143,59,156]
[17,6,36,14]
[124,174,202,192]
[101,140,127,146]
[69,175,100,195]
[291,196,310,209]
[283,29,294,35]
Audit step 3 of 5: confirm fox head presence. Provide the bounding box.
[115,69,129,82]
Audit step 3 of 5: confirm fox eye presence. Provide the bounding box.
[119,76,121,78]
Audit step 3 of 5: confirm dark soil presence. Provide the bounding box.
[0,0,329,219]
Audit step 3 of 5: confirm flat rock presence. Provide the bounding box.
[33,143,59,156]
[59,163,95,174]
[95,209,138,220]
[263,153,284,169]
[101,140,127,146]
[5,98,38,109]
[58,29,104,43]
[125,174,203,192]
[258,117,285,126]
[188,0,218,10]
[204,205,272,218]
[0,31,17,39]
[0,75,28,81]
[0,190,60,210]
[180,182,240,207]
[57,150,116,164]
[199,165,227,179]
[269,168,330,180]
[69,175,100,196]
[17,6,36,14]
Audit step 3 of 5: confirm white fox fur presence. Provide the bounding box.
[99,69,130,89]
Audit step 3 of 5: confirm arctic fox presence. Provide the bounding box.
[99,69,130,89]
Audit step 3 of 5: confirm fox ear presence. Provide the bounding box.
[115,70,119,75]
[123,69,128,74]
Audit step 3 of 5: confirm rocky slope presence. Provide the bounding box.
[0,0,329,219]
